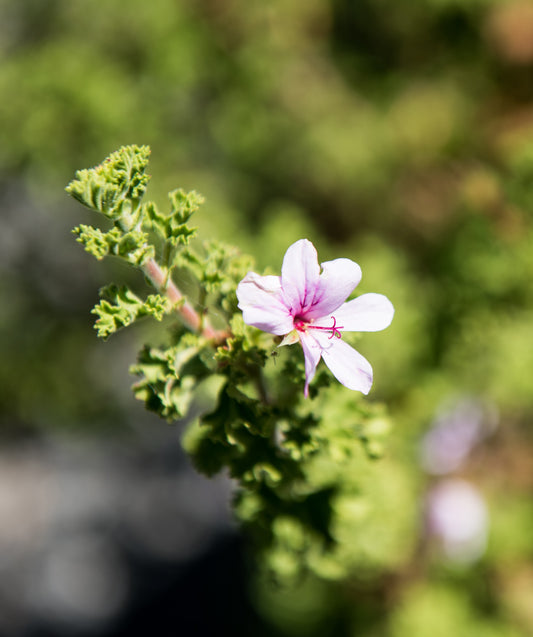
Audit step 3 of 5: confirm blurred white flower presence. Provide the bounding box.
[425,478,489,563]
[420,398,498,475]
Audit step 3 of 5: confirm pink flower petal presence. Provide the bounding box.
[304,258,362,320]
[280,239,320,315]
[236,272,293,335]
[299,332,322,398]
[237,238,394,397]
[329,293,394,332]
[314,333,373,394]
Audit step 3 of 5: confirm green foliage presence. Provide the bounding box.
[130,342,201,421]
[73,225,155,265]
[66,145,221,337]
[92,285,170,339]
[66,145,151,226]
[389,583,522,637]
[146,189,202,240]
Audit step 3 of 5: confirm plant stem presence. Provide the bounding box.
[143,258,224,341]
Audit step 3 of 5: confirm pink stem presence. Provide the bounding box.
[143,258,224,341]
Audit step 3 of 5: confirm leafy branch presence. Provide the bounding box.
[67,145,393,584]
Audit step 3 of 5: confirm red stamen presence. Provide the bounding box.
[294,316,343,339]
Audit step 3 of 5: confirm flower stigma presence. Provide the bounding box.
[294,316,344,339]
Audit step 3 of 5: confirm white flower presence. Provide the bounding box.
[236,239,394,396]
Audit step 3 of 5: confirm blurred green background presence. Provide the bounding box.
[1,0,533,635]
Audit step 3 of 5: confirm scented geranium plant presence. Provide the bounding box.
[67,145,396,581]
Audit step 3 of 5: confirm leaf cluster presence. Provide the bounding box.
[66,145,246,339]
[92,285,170,339]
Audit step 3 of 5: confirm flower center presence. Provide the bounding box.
[294,316,343,339]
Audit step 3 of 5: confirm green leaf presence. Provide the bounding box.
[73,224,155,265]
[92,284,170,339]
[168,188,204,224]
[144,189,202,246]
[130,345,198,421]
[66,145,151,225]
[72,225,112,261]
[181,415,228,477]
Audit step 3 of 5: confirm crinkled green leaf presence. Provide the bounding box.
[144,189,201,246]
[92,284,170,339]
[72,225,111,261]
[73,224,154,265]
[168,188,204,224]
[130,344,199,421]
[66,145,151,224]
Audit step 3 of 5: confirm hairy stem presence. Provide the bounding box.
[143,258,223,340]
